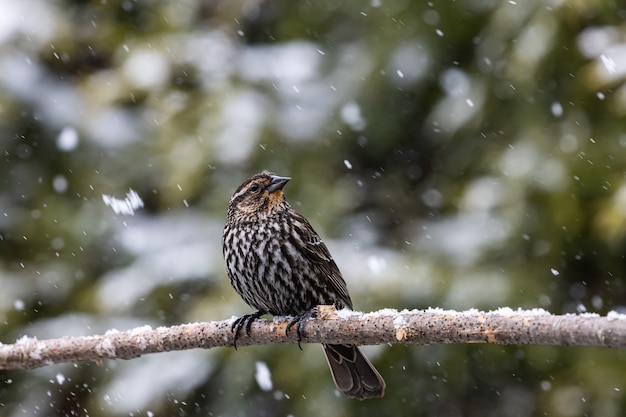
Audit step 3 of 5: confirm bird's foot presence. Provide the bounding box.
[231,310,265,349]
[286,307,318,350]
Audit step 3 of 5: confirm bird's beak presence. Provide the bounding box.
[267,175,291,193]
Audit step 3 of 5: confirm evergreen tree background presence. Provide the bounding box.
[1,1,626,415]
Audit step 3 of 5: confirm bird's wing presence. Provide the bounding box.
[293,213,353,309]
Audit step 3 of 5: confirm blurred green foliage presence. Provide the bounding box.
[1,0,626,416]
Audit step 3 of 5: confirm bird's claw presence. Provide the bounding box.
[231,310,264,349]
[286,308,318,350]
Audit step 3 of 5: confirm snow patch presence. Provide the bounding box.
[425,306,462,315]
[16,335,38,344]
[14,299,25,311]
[30,347,42,360]
[335,308,359,319]
[600,54,617,75]
[55,373,65,385]
[255,361,273,391]
[96,338,116,357]
[493,307,552,316]
[607,310,626,321]
[372,308,401,317]
[102,189,144,215]
[129,325,153,350]
[393,315,406,329]
[131,325,153,333]
[578,312,601,318]
[57,126,79,151]
[367,255,387,275]
[550,102,563,118]
[423,306,553,316]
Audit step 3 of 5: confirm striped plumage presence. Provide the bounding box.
[222,171,385,400]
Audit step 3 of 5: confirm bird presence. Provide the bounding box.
[222,171,385,400]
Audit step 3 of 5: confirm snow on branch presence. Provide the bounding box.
[2,306,626,371]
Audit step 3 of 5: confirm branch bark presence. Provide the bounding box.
[2,307,625,370]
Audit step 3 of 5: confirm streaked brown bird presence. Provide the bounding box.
[222,171,385,399]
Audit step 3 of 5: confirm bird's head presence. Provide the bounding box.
[227,171,291,221]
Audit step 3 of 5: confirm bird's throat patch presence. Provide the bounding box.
[267,190,284,208]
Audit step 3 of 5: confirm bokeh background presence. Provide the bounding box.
[2,0,626,416]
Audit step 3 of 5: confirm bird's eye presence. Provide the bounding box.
[249,183,260,193]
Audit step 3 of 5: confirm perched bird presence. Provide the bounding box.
[222,171,385,399]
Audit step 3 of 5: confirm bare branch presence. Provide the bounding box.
[2,307,625,371]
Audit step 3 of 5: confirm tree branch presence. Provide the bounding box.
[2,307,625,370]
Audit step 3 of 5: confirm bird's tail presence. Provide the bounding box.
[322,344,385,400]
